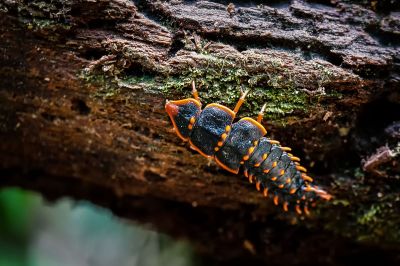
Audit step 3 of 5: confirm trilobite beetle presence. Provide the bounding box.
[165,81,331,214]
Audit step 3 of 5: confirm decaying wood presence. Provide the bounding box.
[1,0,400,264]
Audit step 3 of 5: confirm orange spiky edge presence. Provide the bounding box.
[306,186,332,201]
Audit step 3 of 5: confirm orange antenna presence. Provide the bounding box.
[257,103,267,123]
[233,89,250,114]
[192,80,199,101]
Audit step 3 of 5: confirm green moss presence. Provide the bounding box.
[350,163,400,243]
[19,17,71,42]
[78,46,340,125]
[355,202,400,243]
[27,18,71,30]
[317,197,400,245]
[5,0,72,38]
[357,204,380,226]
[320,176,400,244]
[159,57,311,123]
[95,86,120,99]
[16,1,72,19]
[120,75,157,88]
[79,72,119,100]
[331,199,351,207]
[309,163,400,245]
[79,69,157,100]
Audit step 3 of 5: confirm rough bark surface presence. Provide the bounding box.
[0,0,400,265]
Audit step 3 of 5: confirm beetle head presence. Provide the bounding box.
[165,98,201,141]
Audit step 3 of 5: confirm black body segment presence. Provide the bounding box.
[283,162,298,179]
[282,162,303,193]
[175,101,201,139]
[215,118,266,173]
[244,137,273,175]
[272,153,293,187]
[260,145,283,172]
[166,99,201,141]
[254,145,284,192]
[267,166,283,181]
[278,153,293,170]
[189,104,234,156]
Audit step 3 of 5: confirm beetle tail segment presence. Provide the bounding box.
[304,185,332,201]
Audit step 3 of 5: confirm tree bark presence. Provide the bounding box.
[0,0,399,264]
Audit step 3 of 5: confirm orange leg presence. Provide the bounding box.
[192,80,200,101]
[233,88,250,114]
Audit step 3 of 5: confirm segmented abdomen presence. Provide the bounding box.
[187,105,330,214]
[243,137,319,214]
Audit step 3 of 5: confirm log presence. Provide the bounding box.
[0,0,399,264]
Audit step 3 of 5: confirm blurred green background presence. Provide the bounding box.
[0,187,201,266]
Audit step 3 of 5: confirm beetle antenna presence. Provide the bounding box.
[233,88,250,114]
[257,103,267,123]
[192,80,200,101]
